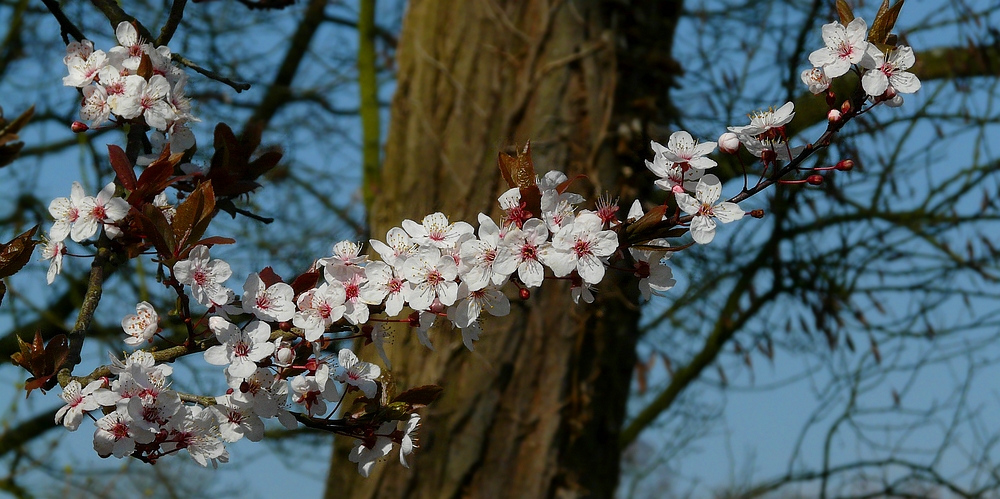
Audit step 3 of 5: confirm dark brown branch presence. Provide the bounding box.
[88,0,155,42]
[156,0,189,46]
[39,0,85,43]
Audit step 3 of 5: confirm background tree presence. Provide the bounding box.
[0,0,997,498]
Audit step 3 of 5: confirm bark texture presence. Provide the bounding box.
[327,1,681,498]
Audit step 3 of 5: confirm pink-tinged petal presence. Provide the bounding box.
[408,283,435,311]
[71,218,99,242]
[674,192,700,216]
[809,47,837,68]
[690,215,717,245]
[862,70,888,97]
[204,345,230,366]
[540,248,576,277]
[519,260,545,288]
[819,22,844,50]
[890,72,921,94]
[228,357,257,378]
[845,17,868,46]
[696,175,723,204]
[577,254,606,285]
[104,197,130,222]
[714,202,745,223]
[591,230,619,257]
[437,281,459,306]
[667,131,694,152]
[893,46,916,70]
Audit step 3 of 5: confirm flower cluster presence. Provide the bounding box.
[63,22,196,154]
[56,351,229,466]
[41,8,921,478]
[803,17,920,105]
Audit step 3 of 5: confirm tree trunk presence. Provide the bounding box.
[326,1,681,497]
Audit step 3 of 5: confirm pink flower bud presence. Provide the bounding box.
[70,121,89,133]
[718,132,740,154]
[827,109,842,123]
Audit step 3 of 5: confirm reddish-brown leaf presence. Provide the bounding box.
[258,266,283,287]
[291,269,322,297]
[133,147,184,204]
[498,142,537,190]
[0,225,39,279]
[11,331,69,396]
[108,144,137,191]
[137,52,154,80]
[869,0,904,46]
[136,205,176,258]
[836,0,855,26]
[173,181,216,249]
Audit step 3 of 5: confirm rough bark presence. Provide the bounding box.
[326,1,681,498]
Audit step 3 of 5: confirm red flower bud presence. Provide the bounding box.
[519,288,530,300]
[807,174,824,185]
[835,159,854,171]
[749,209,765,219]
[70,121,89,133]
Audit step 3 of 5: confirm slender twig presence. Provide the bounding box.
[40,0,85,43]
[171,53,251,93]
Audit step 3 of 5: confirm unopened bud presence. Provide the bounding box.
[827,109,842,123]
[883,86,897,100]
[278,321,292,331]
[718,132,740,154]
[825,90,836,107]
[70,121,89,133]
[807,174,824,185]
[749,209,765,219]
[226,387,235,395]
[835,159,854,171]
[276,346,294,366]
[840,100,852,114]
[519,288,530,300]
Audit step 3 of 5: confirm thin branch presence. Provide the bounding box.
[171,53,251,93]
[39,0,85,43]
[156,0,189,46]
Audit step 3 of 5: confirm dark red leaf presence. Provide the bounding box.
[108,145,137,191]
[0,225,39,279]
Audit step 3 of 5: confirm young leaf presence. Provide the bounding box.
[0,225,39,279]
[836,0,855,26]
[869,0,904,46]
[10,331,69,396]
[498,141,537,190]
[173,181,216,248]
[108,144,138,191]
